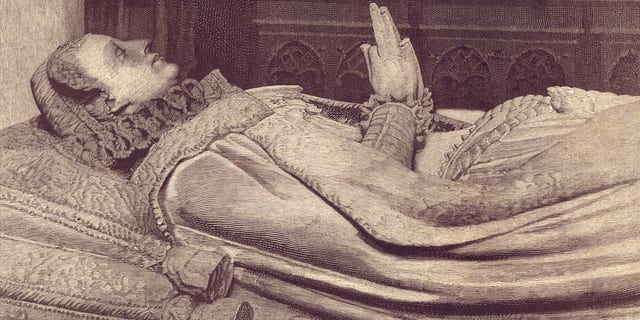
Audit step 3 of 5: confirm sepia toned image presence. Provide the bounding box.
[1,1,640,319]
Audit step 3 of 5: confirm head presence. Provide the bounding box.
[47,34,179,112]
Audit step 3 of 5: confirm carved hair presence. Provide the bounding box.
[46,35,104,92]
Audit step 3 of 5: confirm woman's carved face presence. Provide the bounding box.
[74,34,179,112]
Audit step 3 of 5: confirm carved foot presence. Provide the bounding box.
[162,245,234,303]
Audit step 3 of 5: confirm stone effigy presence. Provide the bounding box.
[1,3,640,319]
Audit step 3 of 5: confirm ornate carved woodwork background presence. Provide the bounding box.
[252,0,640,109]
[85,0,640,110]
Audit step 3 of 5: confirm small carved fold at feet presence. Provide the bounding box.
[163,295,254,320]
[162,245,234,303]
[192,300,254,320]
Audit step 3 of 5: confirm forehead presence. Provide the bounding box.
[77,34,115,59]
[74,34,119,82]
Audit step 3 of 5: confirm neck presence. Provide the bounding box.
[58,78,207,172]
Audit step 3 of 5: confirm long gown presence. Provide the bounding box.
[157,83,640,311]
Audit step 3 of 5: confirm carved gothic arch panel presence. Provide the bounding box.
[609,49,640,95]
[431,46,493,110]
[268,40,325,96]
[507,49,565,99]
[335,42,373,103]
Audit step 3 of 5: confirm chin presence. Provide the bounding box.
[146,63,181,99]
[157,61,180,83]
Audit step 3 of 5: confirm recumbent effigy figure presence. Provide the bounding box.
[2,3,640,319]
